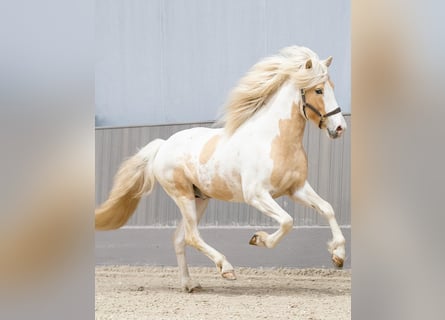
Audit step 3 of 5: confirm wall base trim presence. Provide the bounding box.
[96,227,351,268]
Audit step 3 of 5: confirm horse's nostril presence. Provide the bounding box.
[336,126,343,133]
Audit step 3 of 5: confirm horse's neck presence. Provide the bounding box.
[245,81,306,142]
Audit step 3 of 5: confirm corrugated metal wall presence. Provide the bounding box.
[95,115,350,227]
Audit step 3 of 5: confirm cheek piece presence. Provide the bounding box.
[300,89,342,129]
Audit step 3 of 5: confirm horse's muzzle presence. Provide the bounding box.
[328,129,343,139]
[328,125,344,139]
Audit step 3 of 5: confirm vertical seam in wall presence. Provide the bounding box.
[328,135,332,197]
[339,126,345,223]
[343,117,350,224]
[316,129,322,225]
[304,126,310,225]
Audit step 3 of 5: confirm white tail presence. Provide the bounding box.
[95,139,164,230]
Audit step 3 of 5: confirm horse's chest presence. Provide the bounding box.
[269,148,307,196]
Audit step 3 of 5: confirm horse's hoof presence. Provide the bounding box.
[249,231,268,247]
[183,280,202,293]
[249,234,259,245]
[222,270,237,280]
[332,255,344,268]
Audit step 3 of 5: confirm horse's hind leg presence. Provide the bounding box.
[173,196,236,287]
[173,198,208,292]
[291,180,346,268]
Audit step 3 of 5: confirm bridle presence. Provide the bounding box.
[300,88,342,129]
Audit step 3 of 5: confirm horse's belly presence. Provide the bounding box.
[193,169,244,202]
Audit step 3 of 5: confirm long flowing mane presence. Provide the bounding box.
[219,46,329,135]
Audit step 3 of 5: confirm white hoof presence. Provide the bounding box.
[222,270,237,280]
[182,279,202,293]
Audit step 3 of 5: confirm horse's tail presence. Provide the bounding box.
[95,139,165,230]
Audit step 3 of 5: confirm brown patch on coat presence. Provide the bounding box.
[199,135,221,164]
[270,103,308,196]
[183,159,234,201]
[303,83,328,125]
[208,173,234,201]
[172,167,195,200]
[231,169,242,186]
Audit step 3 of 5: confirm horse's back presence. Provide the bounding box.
[152,126,222,178]
[158,126,222,158]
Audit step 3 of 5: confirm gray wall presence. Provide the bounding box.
[95,0,350,127]
[95,116,350,227]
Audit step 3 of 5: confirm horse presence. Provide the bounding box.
[95,46,347,292]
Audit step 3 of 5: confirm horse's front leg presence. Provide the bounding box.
[291,180,346,268]
[247,192,294,248]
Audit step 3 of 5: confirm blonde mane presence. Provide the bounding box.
[219,46,329,135]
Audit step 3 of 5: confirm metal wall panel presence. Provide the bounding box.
[95,116,351,227]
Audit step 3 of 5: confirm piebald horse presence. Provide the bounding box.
[96,46,347,292]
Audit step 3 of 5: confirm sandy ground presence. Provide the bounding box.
[96,266,350,320]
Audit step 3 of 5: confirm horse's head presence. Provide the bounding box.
[299,57,347,139]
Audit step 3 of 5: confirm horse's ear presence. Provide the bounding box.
[305,59,313,69]
[324,56,333,67]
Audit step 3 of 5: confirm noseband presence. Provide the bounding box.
[300,89,342,129]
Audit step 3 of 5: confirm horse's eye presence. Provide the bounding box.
[315,88,324,95]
